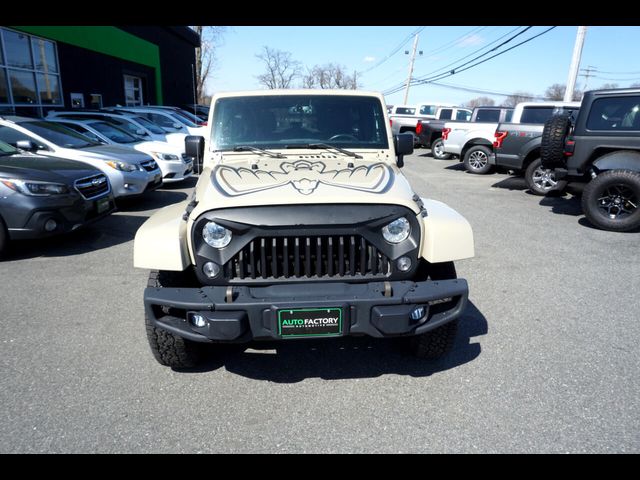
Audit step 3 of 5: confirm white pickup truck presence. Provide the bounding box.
[442,101,581,174]
[389,102,469,140]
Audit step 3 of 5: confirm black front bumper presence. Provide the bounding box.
[144,279,469,343]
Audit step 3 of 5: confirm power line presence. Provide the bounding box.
[381,26,528,96]
[360,26,426,74]
[383,26,557,96]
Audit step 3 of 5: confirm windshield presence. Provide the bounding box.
[90,121,139,144]
[169,111,198,127]
[19,121,99,149]
[212,95,389,151]
[0,139,18,155]
[133,116,165,134]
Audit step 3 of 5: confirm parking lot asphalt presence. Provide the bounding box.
[1,152,638,453]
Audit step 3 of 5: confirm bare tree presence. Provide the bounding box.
[302,63,360,89]
[544,83,582,101]
[193,26,226,104]
[462,96,495,108]
[501,91,535,107]
[630,82,640,88]
[599,83,619,90]
[255,47,302,89]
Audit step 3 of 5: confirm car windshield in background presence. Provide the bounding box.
[212,95,389,151]
[170,112,198,128]
[475,109,501,122]
[90,121,139,144]
[19,121,98,149]
[0,139,18,155]
[396,107,416,115]
[133,116,165,135]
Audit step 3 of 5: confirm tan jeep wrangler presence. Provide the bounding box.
[134,90,474,368]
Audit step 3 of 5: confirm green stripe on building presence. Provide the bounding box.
[11,26,163,104]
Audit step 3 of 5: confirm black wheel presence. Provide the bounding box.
[431,138,451,160]
[463,145,493,174]
[524,158,567,196]
[541,114,573,169]
[145,270,205,368]
[581,170,640,232]
[0,216,8,258]
[407,261,459,359]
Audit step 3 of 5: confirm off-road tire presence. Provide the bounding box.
[407,261,459,359]
[463,145,493,174]
[145,270,205,368]
[524,157,567,196]
[431,138,451,160]
[0,216,8,258]
[581,169,640,232]
[541,114,573,169]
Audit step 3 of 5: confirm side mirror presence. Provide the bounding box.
[393,133,414,168]
[16,139,39,152]
[185,135,205,160]
[136,128,147,136]
[173,123,183,130]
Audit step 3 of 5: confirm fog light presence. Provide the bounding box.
[44,219,57,232]
[397,256,412,271]
[188,313,207,328]
[410,306,426,321]
[203,261,220,278]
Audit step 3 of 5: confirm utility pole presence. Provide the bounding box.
[579,65,596,92]
[403,34,420,105]
[564,26,588,102]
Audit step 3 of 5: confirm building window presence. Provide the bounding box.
[90,93,103,109]
[124,75,143,106]
[70,92,84,108]
[0,28,63,114]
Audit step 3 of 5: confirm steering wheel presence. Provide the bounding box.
[328,134,358,141]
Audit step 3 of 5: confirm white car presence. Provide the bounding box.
[48,118,194,184]
[0,117,162,198]
[46,110,189,154]
[109,106,207,136]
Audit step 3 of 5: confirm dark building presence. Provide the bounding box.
[0,26,200,117]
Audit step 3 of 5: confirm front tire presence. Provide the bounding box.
[581,170,640,232]
[525,158,567,196]
[431,138,451,160]
[145,270,205,368]
[407,261,459,359]
[463,145,493,174]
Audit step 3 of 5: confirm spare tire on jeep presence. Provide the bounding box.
[541,114,573,169]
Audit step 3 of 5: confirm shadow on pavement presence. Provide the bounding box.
[4,214,149,260]
[538,194,583,217]
[115,191,188,213]
[180,300,488,382]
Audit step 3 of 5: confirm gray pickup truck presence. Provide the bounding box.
[491,104,580,195]
[418,106,509,160]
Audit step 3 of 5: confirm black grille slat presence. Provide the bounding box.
[294,237,301,277]
[226,234,393,281]
[260,238,267,279]
[75,174,109,200]
[349,236,356,276]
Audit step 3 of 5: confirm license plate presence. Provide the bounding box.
[277,307,343,338]
[96,197,110,213]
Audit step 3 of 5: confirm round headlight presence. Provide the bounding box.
[202,221,232,248]
[382,217,411,244]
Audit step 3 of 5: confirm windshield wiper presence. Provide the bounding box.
[285,143,362,159]
[232,145,286,159]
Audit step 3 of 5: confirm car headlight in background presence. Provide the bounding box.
[150,152,181,162]
[1,179,69,196]
[202,221,232,248]
[105,161,138,172]
[382,217,411,243]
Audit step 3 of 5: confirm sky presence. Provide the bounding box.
[204,26,640,107]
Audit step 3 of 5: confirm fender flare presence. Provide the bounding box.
[419,198,475,263]
[592,150,640,173]
[133,200,191,271]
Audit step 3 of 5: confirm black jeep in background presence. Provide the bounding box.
[541,88,640,232]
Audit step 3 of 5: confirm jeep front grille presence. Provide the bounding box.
[226,235,391,280]
[74,174,110,200]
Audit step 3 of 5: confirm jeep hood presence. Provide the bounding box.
[189,152,421,219]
